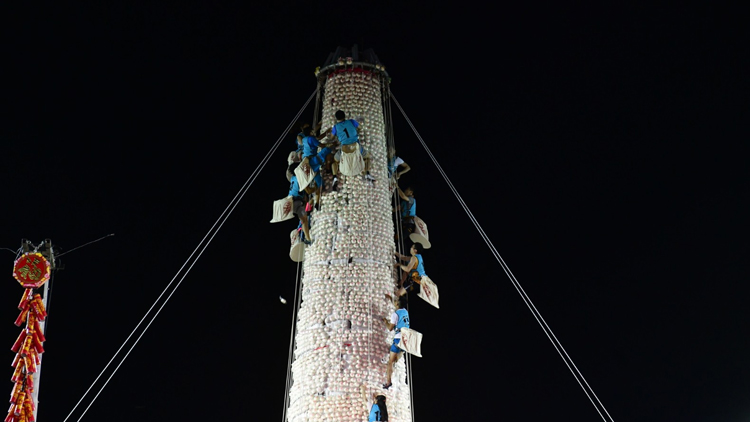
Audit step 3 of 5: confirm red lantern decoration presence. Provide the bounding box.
[12,253,51,289]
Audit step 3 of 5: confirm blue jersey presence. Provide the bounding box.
[308,147,331,173]
[395,308,410,334]
[414,254,426,277]
[369,404,383,421]
[302,136,319,158]
[400,197,416,218]
[288,176,302,199]
[332,119,359,145]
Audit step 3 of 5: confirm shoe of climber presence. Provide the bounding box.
[302,238,312,246]
[365,172,375,181]
[382,382,392,390]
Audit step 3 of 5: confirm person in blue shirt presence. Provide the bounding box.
[397,186,416,218]
[329,110,371,178]
[287,162,313,243]
[295,121,322,151]
[288,122,323,169]
[382,294,409,389]
[396,186,416,235]
[330,110,359,145]
[360,386,388,421]
[299,126,334,192]
[301,126,333,163]
[395,242,426,296]
[369,395,388,421]
[387,146,411,181]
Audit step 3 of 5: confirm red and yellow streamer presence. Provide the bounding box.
[6,288,46,422]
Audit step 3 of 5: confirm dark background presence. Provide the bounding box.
[2,3,748,421]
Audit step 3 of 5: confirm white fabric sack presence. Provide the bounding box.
[398,328,423,357]
[295,162,316,191]
[417,276,439,309]
[340,144,365,176]
[270,196,294,223]
[409,216,431,249]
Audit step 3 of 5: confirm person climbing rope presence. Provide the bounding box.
[387,146,411,181]
[295,121,322,151]
[299,125,334,194]
[301,126,333,167]
[394,242,426,296]
[287,162,314,243]
[396,185,416,235]
[382,294,409,389]
[289,121,323,167]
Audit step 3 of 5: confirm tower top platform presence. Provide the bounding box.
[317,45,390,80]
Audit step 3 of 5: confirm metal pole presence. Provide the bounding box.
[32,239,55,421]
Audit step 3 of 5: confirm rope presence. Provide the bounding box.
[391,89,417,422]
[405,349,414,421]
[390,92,615,422]
[283,82,323,421]
[383,79,416,422]
[281,259,303,422]
[313,80,322,132]
[64,89,317,422]
[366,148,373,401]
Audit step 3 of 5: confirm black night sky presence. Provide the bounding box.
[2,3,748,422]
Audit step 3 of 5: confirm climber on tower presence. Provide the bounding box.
[395,185,416,236]
[331,110,359,144]
[287,162,314,243]
[382,294,409,390]
[394,242,426,296]
[361,386,389,421]
[288,121,323,169]
[328,110,371,178]
[299,125,334,191]
[296,121,322,150]
[387,146,411,181]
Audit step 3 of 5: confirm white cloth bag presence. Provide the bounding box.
[270,196,294,223]
[340,143,365,176]
[398,328,423,357]
[294,162,316,191]
[409,216,431,248]
[417,276,439,309]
